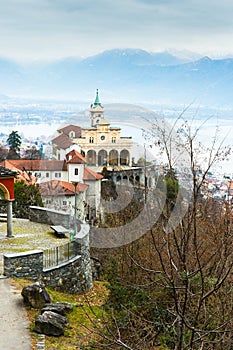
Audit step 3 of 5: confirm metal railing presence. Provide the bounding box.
[43,242,76,269]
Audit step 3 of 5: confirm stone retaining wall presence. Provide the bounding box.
[3,230,93,294]
[4,250,43,281]
[29,206,71,229]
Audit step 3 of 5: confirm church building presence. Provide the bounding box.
[52,90,133,167]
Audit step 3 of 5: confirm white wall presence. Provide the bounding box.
[67,163,84,183]
[34,170,68,183]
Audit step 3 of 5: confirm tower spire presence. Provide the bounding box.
[93,89,101,106]
[90,89,104,127]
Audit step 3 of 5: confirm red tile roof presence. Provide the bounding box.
[0,159,67,171]
[66,149,86,164]
[84,167,103,181]
[0,160,36,184]
[39,180,88,196]
[58,125,82,138]
[52,133,73,149]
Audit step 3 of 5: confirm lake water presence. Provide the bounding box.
[1,114,232,177]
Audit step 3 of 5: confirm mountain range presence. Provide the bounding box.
[1,49,233,108]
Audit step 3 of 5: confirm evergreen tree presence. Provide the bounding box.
[7,130,21,159]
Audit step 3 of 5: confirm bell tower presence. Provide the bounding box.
[90,89,104,127]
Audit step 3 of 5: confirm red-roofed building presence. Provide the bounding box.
[52,125,82,160]
[39,180,87,196]
[57,125,82,138]
[39,180,89,219]
[84,167,103,181]
[0,159,67,184]
[0,160,36,185]
[0,148,103,221]
[66,149,85,164]
[65,149,103,217]
[51,91,132,167]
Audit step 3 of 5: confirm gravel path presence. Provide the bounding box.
[0,219,71,349]
[0,277,31,350]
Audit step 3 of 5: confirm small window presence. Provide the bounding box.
[112,137,116,143]
[89,136,94,143]
[101,135,105,141]
[55,172,61,178]
[75,168,79,175]
[63,201,67,205]
[46,172,49,177]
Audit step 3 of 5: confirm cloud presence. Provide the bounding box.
[0,0,233,61]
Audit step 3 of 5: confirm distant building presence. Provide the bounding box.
[1,159,67,184]
[52,125,82,160]
[52,90,133,167]
[0,150,103,220]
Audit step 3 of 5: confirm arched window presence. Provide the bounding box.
[98,150,108,166]
[120,149,130,166]
[109,150,118,166]
[87,150,97,165]
[89,136,94,143]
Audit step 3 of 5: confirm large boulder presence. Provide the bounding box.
[41,302,73,316]
[21,282,51,309]
[35,311,68,336]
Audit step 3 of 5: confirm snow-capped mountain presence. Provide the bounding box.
[1,49,233,107]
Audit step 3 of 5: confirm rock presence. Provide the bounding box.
[41,302,73,316]
[21,282,51,309]
[35,311,68,336]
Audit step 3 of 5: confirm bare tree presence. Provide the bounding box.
[88,115,233,350]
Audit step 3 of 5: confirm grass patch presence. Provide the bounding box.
[0,219,69,254]
[14,279,109,350]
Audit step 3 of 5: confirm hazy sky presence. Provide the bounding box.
[1,0,233,61]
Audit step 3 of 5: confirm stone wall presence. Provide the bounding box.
[3,229,93,294]
[29,206,71,228]
[4,250,43,280]
[74,225,93,291]
[43,254,91,294]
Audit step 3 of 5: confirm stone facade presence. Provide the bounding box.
[74,90,133,167]
[51,90,133,167]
